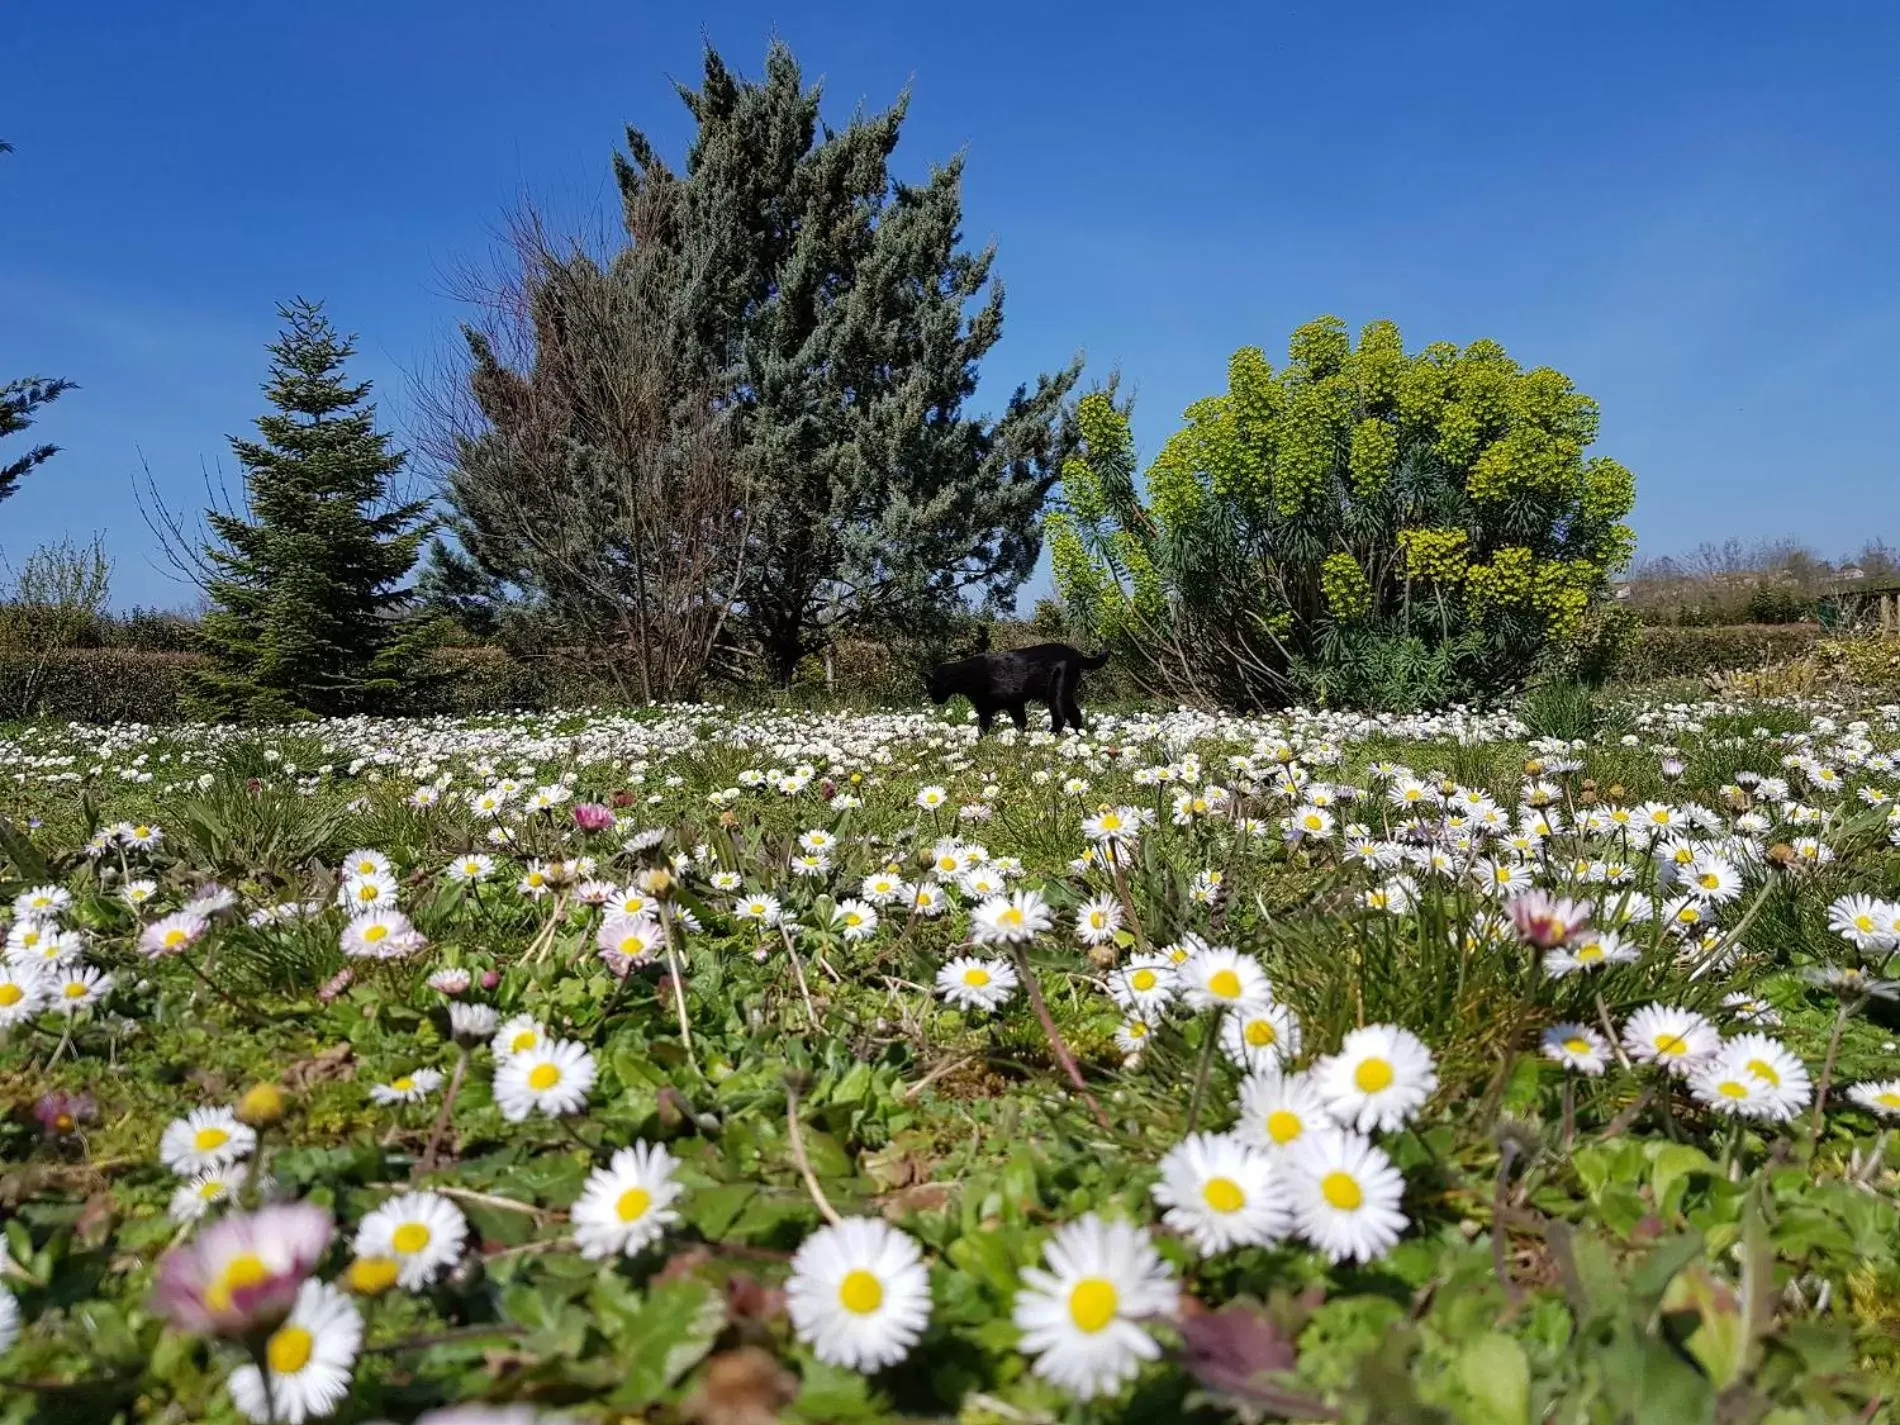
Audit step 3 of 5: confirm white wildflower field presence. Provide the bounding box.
[5,698,1900,1421]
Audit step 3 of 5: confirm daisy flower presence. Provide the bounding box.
[1689,1055,1773,1119]
[139,911,209,959]
[228,1279,363,1424]
[494,1038,597,1121]
[1847,1079,1900,1118]
[1114,1018,1155,1055]
[571,1142,683,1260]
[786,1217,932,1372]
[970,889,1054,945]
[446,853,496,883]
[1012,1214,1176,1400]
[48,965,112,1013]
[120,878,160,910]
[13,884,70,918]
[1233,1069,1331,1155]
[1313,1024,1437,1132]
[1081,807,1141,849]
[160,1107,257,1177]
[151,1201,332,1336]
[491,1015,547,1059]
[1285,1130,1409,1263]
[1074,895,1123,946]
[1179,945,1272,1015]
[860,870,909,905]
[832,899,880,941]
[937,957,1017,1013]
[597,913,664,971]
[1540,1024,1610,1076]
[353,1191,468,1291]
[370,1068,444,1106]
[734,893,782,927]
[1718,1034,1811,1121]
[0,964,45,1027]
[339,910,424,960]
[1218,1000,1301,1072]
[448,1002,500,1044]
[1543,929,1637,977]
[1151,1133,1289,1255]
[1105,960,1176,1018]
[338,870,400,916]
[1621,1004,1720,1077]
[168,1166,246,1223]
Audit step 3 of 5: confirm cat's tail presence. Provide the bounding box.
[1080,650,1110,671]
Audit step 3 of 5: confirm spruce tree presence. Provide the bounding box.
[198,300,438,719]
[438,42,1081,684]
[1,142,76,509]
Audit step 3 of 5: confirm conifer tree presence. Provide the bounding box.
[1,142,76,509]
[438,42,1081,684]
[198,300,438,719]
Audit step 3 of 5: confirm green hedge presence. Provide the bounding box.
[1615,623,1823,682]
[0,648,628,725]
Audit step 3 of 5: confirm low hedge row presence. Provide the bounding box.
[1617,622,1824,682]
[4,625,1816,723]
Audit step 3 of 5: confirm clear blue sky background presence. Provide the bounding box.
[4,2,1897,609]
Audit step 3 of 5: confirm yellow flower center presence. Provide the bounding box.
[616,1187,651,1222]
[1878,1093,1900,1109]
[1126,1022,1148,1039]
[528,1063,562,1091]
[362,924,388,942]
[1131,970,1156,992]
[1563,1038,1590,1056]
[1654,1033,1687,1057]
[1067,1278,1118,1333]
[1746,1059,1780,1086]
[392,1076,415,1093]
[392,1222,432,1255]
[63,981,86,998]
[838,1269,884,1315]
[267,1324,314,1374]
[204,1252,270,1312]
[1321,1171,1364,1211]
[964,968,991,987]
[1202,1176,1245,1213]
[1244,1019,1277,1047]
[194,1127,230,1152]
[164,928,189,948]
[1577,944,1603,963]
[1101,815,1121,831]
[1000,908,1023,926]
[1267,1110,1303,1144]
[1354,1058,1395,1093]
[1208,969,1242,999]
[1718,1080,1749,1100]
[358,885,379,901]
[510,1031,538,1053]
[347,1256,399,1295]
[0,984,21,1007]
[199,1180,227,1200]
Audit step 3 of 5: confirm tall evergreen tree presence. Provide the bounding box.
[438,42,1081,684]
[1,142,76,509]
[198,300,438,720]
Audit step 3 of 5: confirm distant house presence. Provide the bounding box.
[1609,581,1632,601]
[1839,564,1867,581]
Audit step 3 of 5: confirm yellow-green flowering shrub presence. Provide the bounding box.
[1045,317,1636,707]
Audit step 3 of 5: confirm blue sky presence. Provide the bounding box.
[4,2,1897,609]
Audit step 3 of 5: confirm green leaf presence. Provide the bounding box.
[607,1277,726,1405]
[1455,1332,1530,1425]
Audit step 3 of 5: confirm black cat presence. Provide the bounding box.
[926,642,1110,736]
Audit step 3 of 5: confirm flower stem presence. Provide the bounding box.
[1008,943,1112,1133]
[1809,997,1857,1142]
[415,1045,468,1181]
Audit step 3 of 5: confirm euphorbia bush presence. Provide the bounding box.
[1046,317,1637,708]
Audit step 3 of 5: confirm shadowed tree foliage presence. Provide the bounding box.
[197,300,440,720]
[434,42,1081,686]
[1,141,76,511]
[1048,318,1637,709]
